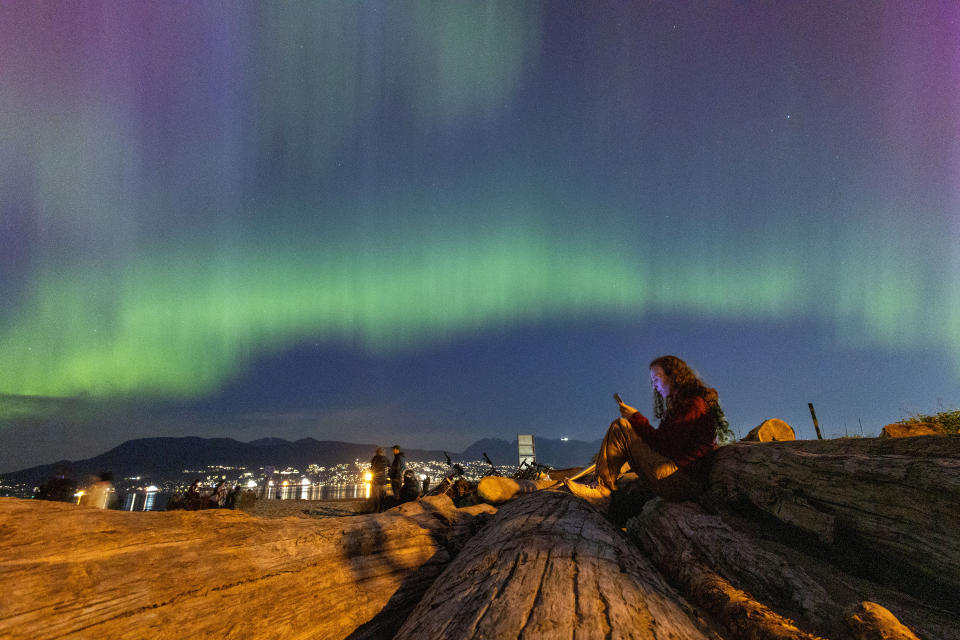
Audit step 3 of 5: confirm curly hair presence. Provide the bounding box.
[649,355,733,443]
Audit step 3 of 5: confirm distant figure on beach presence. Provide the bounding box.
[212,480,231,508]
[566,355,731,507]
[83,472,115,509]
[370,447,389,512]
[227,483,243,509]
[184,478,204,509]
[399,469,420,503]
[35,468,78,503]
[389,445,406,498]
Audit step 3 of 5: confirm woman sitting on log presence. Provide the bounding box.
[566,355,732,503]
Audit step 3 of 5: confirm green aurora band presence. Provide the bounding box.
[2,201,957,400]
[1,2,958,409]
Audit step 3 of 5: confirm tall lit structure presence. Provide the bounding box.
[517,434,535,468]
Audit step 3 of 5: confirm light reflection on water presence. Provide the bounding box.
[258,484,371,501]
[121,489,165,511]
[119,484,371,510]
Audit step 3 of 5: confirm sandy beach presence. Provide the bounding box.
[241,497,372,519]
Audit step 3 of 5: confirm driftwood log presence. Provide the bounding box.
[880,423,947,438]
[2,436,957,640]
[630,499,835,639]
[394,490,716,639]
[0,495,494,640]
[705,435,960,607]
[743,418,796,442]
[630,498,960,640]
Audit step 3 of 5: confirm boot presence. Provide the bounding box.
[563,478,611,510]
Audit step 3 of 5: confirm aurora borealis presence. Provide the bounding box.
[1,2,958,471]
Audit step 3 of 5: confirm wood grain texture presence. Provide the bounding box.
[845,602,921,640]
[705,436,960,599]
[0,495,494,640]
[395,490,717,640]
[631,498,850,640]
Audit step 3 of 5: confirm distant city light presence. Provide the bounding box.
[561,437,569,441]
[0,456,528,502]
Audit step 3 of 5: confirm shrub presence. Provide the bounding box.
[899,408,960,435]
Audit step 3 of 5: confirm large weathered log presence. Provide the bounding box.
[711,506,960,640]
[0,495,494,640]
[629,499,837,639]
[629,498,959,640]
[705,436,960,605]
[394,490,717,639]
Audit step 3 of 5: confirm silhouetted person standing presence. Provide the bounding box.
[389,445,405,499]
[186,479,203,509]
[370,447,389,512]
[85,472,115,509]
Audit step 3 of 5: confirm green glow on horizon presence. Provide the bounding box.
[2,201,957,400]
[1,1,957,402]
[0,223,642,397]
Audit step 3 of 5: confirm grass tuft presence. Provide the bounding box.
[898,408,960,435]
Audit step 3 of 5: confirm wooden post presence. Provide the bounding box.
[808,402,824,440]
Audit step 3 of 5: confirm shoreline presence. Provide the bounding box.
[240,496,372,519]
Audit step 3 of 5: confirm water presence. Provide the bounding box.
[258,483,371,501]
[120,490,169,511]
[115,483,370,510]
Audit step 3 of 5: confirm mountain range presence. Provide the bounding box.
[1,435,600,487]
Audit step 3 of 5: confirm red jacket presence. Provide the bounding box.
[628,394,718,470]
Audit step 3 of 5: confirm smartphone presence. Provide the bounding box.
[613,393,623,404]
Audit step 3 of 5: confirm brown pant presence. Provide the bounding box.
[596,418,699,501]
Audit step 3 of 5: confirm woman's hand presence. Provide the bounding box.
[618,400,638,419]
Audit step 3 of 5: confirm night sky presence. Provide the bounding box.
[1,2,958,473]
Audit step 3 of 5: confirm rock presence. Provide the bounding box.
[394,491,717,639]
[880,422,946,438]
[743,418,796,441]
[0,495,494,640]
[846,601,921,640]
[476,476,555,504]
